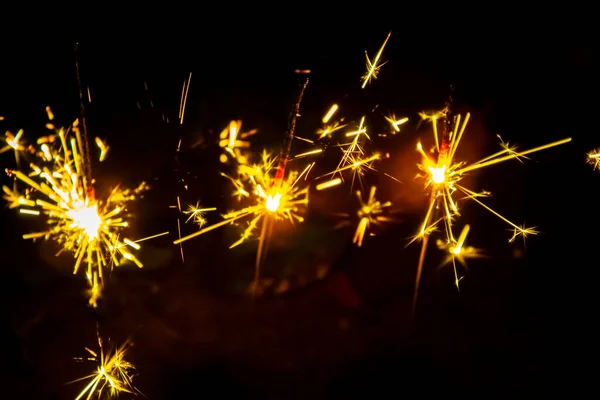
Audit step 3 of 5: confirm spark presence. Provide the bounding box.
[2,109,149,307]
[316,120,347,140]
[183,201,216,227]
[316,178,342,191]
[587,148,600,171]
[94,137,110,162]
[219,120,258,164]
[179,72,192,125]
[385,115,409,133]
[1,128,34,165]
[337,186,392,247]
[436,224,483,288]
[409,110,571,310]
[361,31,391,89]
[71,332,138,400]
[322,104,339,124]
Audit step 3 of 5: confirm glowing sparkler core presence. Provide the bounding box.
[428,165,447,185]
[265,192,282,212]
[67,203,103,240]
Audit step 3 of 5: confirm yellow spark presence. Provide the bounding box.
[2,109,148,307]
[219,120,258,164]
[587,148,600,171]
[436,224,484,288]
[340,186,392,247]
[361,31,391,89]
[385,115,408,133]
[316,120,347,140]
[294,148,323,159]
[71,332,138,400]
[1,129,34,165]
[174,150,310,249]
[94,137,109,162]
[322,104,339,123]
[179,72,192,125]
[183,201,216,227]
[410,110,571,308]
[316,178,342,191]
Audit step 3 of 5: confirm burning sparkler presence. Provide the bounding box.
[175,79,312,294]
[409,107,572,311]
[2,109,150,307]
[71,331,138,400]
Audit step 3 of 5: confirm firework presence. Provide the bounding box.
[2,108,149,307]
[71,332,138,400]
[409,109,571,309]
[336,185,393,247]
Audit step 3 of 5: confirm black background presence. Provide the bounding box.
[0,29,595,398]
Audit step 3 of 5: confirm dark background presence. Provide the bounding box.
[0,31,595,398]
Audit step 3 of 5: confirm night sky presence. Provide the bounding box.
[0,33,595,398]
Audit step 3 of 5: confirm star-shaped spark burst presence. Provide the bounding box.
[1,128,34,166]
[409,109,571,310]
[2,108,151,307]
[336,185,392,247]
[183,201,216,228]
[587,148,600,171]
[219,120,258,164]
[361,31,392,89]
[71,332,138,400]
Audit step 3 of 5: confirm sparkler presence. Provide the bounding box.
[71,331,138,400]
[409,107,572,311]
[2,109,149,307]
[174,79,312,295]
[336,186,392,247]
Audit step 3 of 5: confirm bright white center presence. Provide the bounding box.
[265,193,282,212]
[428,165,447,184]
[68,204,102,240]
